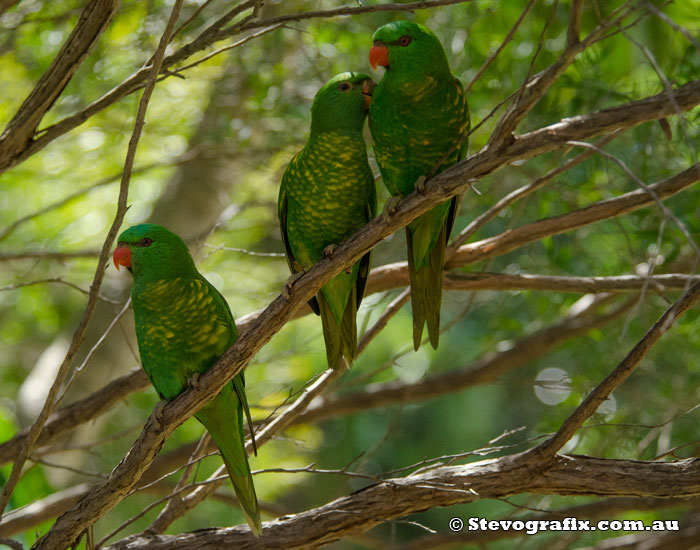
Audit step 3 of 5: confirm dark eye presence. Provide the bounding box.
[398,35,412,46]
[338,82,352,92]
[140,237,153,247]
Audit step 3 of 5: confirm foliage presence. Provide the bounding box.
[1,0,699,548]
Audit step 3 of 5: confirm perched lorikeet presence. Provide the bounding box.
[113,224,261,536]
[369,21,470,350]
[278,72,377,368]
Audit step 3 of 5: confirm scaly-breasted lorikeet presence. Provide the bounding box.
[369,21,470,350]
[278,72,377,368]
[113,223,261,536]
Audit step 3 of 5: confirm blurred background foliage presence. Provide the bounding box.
[1,0,699,548]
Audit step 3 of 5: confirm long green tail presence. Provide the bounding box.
[406,221,446,350]
[318,284,357,368]
[196,390,262,536]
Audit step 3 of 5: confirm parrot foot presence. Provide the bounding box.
[187,372,201,391]
[283,272,304,301]
[414,175,427,193]
[323,244,337,257]
[152,400,167,429]
[382,195,402,221]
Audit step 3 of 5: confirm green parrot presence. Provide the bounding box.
[113,223,261,536]
[369,21,470,350]
[278,72,377,368]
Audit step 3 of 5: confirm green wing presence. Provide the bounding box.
[196,278,261,535]
[278,158,321,315]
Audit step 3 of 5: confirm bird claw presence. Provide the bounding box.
[152,400,167,429]
[414,175,427,193]
[382,195,402,222]
[323,244,338,257]
[283,272,304,301]
[187,372,201,391]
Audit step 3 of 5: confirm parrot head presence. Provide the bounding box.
[370,21,451,77]
[310,72,376,134]
[113,223,196,281]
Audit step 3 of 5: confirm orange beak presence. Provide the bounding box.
[113,243,132,271]
[369,42,389,70]
[362,78,376,108]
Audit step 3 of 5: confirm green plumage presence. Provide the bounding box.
[278,72,377,368]
[369,20,470,350]
[116,224,261,536]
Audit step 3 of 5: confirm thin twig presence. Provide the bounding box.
[5,0,185,527]
[531,281,700,460]
[0,277,118,304]
[464,0,536,94]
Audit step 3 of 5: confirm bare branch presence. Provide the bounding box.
[567,0,584,46]
[20,78,700,547]
[0,250,100,262]
[644,1,700,53]
[444,163,700,269]
[488,2,636,146]
[2,0,184,524]
[104,454,700,550]
[0,277,118,304]
[1,0,473,175]
[0,536,24,550]
[442,273,700,294]
[464,0,536,94]
[0,0,20,17]
[0,369,148,466]
[0,76,700,474]
[395,496,700,549]
[531,280,700,460]
[297,295,633,425]
[449,132,620,250]
[0,0,119,171]
[238,0,473,30]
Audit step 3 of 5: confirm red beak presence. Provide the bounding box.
[113,243,132,271]
[369,42,389,70]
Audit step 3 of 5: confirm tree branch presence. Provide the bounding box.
[0,0,473,176]
[13,0,184,532]
[445,162,700,268]
[395,496,700,549]
[297,295,633,424]
[104,454,700,549]
[24,76,700,548]
[0,0,119,171]
[531,280,700,460]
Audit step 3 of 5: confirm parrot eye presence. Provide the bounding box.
[140,237,153,247]
[338,82,352,92]
[398,35,413,46]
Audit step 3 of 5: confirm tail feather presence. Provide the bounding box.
[341,284,358,363]
[406,219,448,351]
[406,226,426,350]
[220,451,262,536]
[318,288,357,368]
[196,392,262,537]
[318,293,342,367]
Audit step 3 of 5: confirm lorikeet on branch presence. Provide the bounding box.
[113,224,261,536]
[278,72,377,368]
[369,21,470,350]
